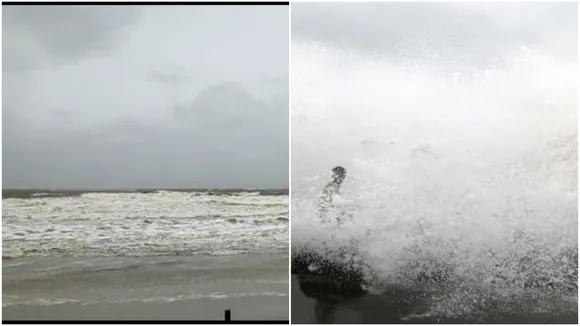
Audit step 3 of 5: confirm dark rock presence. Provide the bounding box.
[293,248,368,301]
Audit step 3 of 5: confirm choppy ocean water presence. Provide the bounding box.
[3,189,289,258]
[2,190,289,314]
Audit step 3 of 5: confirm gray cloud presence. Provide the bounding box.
[3,6,139,73]
[147,70,189,85]
[3,5,288,189]
[292,3,577,65]
[171,82,288,170]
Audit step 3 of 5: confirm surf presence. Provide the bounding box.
[291,40,577,319]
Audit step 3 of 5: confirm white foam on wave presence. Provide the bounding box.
[2,291,288,307]
[291,35,577,317]
[3,191,289,258]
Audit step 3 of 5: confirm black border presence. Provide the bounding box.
[2,1,289,5]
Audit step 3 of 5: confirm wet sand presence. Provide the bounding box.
[3,254,289,321]
[291,275,578,324]
[3,297,288,321]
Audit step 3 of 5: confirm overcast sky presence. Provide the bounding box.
[292,2,577,66]
[3,5,289,189]
[290,3,576,180]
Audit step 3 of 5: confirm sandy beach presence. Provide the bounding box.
[3,254,289,321]
[3,297,288,321]
[3,297,289,321]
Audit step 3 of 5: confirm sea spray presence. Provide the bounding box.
[291,41,577,318]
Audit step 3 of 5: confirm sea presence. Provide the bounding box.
[3,189,289,320]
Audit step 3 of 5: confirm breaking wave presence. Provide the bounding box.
[291,40,577,319]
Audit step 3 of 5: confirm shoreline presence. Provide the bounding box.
[3,253,289,321]
[3,297,289,321]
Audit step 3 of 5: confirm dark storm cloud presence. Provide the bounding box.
[292,3,577,64]
[2,5,289,189]
[2,5,139,73]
